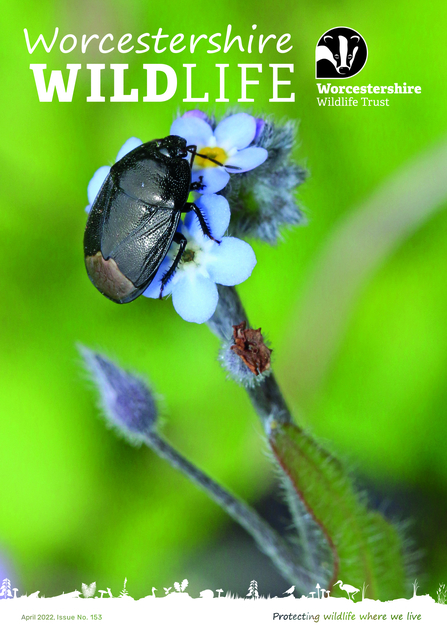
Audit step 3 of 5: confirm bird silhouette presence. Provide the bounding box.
[334,580,360,601]
[283,586,295,596]
[140,587,157,600]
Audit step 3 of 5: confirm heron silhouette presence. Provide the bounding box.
[334,580,360,601]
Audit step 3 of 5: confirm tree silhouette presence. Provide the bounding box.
[412,579,419,597]
[0,578,13,599]
[246,580,259,599]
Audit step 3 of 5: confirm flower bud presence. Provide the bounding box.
[223,117,307,244]
[80,346,158,445]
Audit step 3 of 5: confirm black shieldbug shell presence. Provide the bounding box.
[84,135,220,304]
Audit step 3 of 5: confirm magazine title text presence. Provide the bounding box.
[24,26,295,103]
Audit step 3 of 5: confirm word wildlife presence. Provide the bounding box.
[28,63,294,103]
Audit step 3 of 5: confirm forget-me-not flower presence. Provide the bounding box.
[170,112,268,194]
[85,133,258,324]
[143,194,256,324]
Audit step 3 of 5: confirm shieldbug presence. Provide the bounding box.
[84,135,230,304]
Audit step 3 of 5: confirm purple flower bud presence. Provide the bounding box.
[181,109,211,123]
[80,346,158,444]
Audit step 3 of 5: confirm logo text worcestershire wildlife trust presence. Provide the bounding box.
[316,27,368,79]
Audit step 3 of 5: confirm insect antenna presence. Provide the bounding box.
[186,145,242,171]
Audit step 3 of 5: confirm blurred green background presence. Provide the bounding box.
[1,0,446,599]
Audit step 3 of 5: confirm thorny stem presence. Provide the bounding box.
[144,430,313,592]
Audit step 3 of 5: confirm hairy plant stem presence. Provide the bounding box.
[208,285,326,587]
[208,286,294,433]
[143,430,313,592]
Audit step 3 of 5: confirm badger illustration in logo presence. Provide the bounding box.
[316,27,368,79]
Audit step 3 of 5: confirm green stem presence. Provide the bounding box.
[144,430,313,593]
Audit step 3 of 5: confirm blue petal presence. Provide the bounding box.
[116,137,143,162]
[206,237,257,286]
[142,255,175,299]
[192,167,230,194]
[172,274,218,323]
[225,147,268,173]
[214,114,256,150]
[170,116,212,148]
[185,194,230,240]
[88,166,110,204]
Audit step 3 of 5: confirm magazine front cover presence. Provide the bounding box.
[1,1,446,629]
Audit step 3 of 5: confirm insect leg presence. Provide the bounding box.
[159,232,187,299]
[184,202,221,244]
[190,176,204,192]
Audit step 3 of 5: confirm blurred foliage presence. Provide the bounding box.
[0,0,446,600]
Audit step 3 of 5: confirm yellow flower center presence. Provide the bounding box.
[194,146,228,169]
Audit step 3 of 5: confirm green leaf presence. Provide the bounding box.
[269,421,407,599]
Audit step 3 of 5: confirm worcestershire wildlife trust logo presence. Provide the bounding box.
[316,27,368,79]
